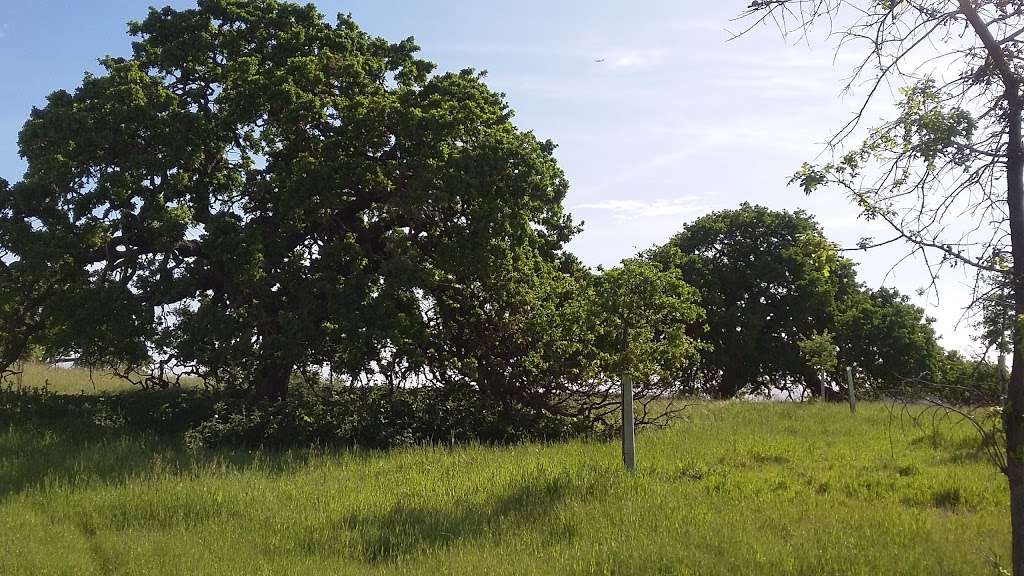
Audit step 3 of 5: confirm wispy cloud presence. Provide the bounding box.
[697,49,868,100]
[603,49,666,71]
[574,196,714,220]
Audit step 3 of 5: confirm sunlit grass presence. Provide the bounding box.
[5,362,137,394]
[0,396,1010,575]
[6,362,196,394]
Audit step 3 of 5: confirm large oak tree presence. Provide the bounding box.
[650,203,858,398]
[0,0,579,402]
[0,0,707,428]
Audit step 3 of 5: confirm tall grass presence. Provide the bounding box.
[6,362,135,394]
[6,362,197,394]
[0,399,1010,575]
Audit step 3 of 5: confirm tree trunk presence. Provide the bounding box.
[250,299,295,402]
[253,354,293,402]
[0,327,31,377]
[716,370,744,399]
[621,372,635,472]
[0,342,26,376]
[802,368,824,399]
[1004,83,1024,576]
[956,4,1024,572]
[1009,366,1024,576]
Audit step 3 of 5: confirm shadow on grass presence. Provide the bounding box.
[335,474,583,564]
[907,428,1001,466]
[0,388,318,502]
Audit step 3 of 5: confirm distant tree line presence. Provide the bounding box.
[649,203,1004,403]
[0,0,1002,435]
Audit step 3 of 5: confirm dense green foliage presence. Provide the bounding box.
[587,257,706,420]
[0,0,705,424]
[0,0,991,455]
[1,0,579,400]
[930,350,1005,405]
[0,2,1014,572]
[650,204,857,398]
[649,204,965,401]
[834,287,942,393]
[0,398,1008,575]
[0,384,588,451]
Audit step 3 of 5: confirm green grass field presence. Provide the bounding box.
[0,368,1011,575]
[6,362,202,394]
[6,362,137,394]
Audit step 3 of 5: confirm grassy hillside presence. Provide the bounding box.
[0,394,1009,575]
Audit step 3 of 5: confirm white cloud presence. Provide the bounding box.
[603,49,666,71]
[694,49,869,101]
[573,197,714,220]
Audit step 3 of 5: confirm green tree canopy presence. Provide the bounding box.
[832,287,943,395]
[590,256,707,422]
[649,203,858,398]
[797,330,838,381]
[0,0,578,404]
[935,350,1004,405]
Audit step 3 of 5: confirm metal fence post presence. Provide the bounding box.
[846,366,856,414]
[622,372,635,472]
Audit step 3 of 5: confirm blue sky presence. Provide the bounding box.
[0,1,981,351]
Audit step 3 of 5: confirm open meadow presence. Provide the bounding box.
[0,370,1010,575]
[6,1,1024,573]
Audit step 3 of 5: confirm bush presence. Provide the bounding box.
[0,385,217,436]
[0,385,593,450]
[183,386,592,450]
